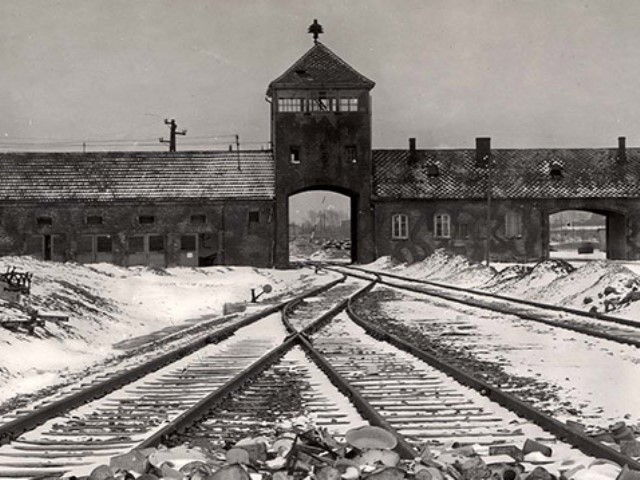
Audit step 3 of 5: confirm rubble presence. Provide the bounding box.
[66,420,638,480]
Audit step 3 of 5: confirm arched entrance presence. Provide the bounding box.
[546,208,626,260]
[288,190,353,263]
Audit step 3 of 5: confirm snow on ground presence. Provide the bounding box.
[366,249,640,319]
[379,294,640,429]
[0,256,330,406]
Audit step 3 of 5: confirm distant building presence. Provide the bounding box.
[1,23,640,266]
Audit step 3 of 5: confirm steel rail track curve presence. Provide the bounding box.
[326,264,640,348]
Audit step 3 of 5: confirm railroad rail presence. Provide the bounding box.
[0,276,345,478]
[326,263,640,348]
[0,272,638,478]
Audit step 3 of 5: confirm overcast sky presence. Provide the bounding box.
[2,0,640,152]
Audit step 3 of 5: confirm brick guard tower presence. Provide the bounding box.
[267,21,376,267]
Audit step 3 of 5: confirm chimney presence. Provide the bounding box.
[618,136,626,161]
[476,137,491,167]
[408,137,417,165]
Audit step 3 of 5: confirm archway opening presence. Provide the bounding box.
[288,190,353,264]
[548,210,607,261]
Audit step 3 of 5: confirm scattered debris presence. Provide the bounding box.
[67,420,638,480]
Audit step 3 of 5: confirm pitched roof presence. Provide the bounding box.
[373,148,640,200]
[0,150,274,203]
[267,42,375,94]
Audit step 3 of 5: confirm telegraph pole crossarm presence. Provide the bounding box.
[159,119,187,152]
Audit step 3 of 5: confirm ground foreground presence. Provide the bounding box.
[0,257,324,409]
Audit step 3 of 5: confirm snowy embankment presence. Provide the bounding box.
[0,257,326,407]
[367,249,640,320]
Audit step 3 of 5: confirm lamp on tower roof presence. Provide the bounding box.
[308,19,323,44]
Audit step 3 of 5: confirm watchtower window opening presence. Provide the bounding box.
[339,97,358,112]
[278,98,303,113]
[290,146,301,164]
[307,95,337,112]
[248,211,260,223]
[138,215,155,225]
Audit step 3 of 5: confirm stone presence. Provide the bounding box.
[522,439,553,457]
[526,466,554,480]
[235,440,268,463]
[316,466,342,480]
[620,440,640,457]
[211,464,252,480]
[90,465,116,480]
[226,448,251,465]
[489,445,524,462]
[362,466,405,480]
[110,449,148,473]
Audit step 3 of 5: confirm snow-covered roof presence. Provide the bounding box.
[267,42,375,95]
[372,148,640,199]
[0,150,275,203]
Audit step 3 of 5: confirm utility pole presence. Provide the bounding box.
[159,119,187,152]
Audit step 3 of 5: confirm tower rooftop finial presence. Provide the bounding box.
[308,19,323,44]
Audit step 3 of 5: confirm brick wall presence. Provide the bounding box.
[0,200,274,267]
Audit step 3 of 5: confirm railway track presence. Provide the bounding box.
[0,271,638,478]
[327,264,640,348]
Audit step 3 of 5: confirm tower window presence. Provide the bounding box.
[278,98,303,112]
[434,214,451,238]
[339,98,358,112]
[392,214,409,239]
[138,215,155,225]
[290,146,301,164]
[345,145,357,163]
[248,211,260,223]
[96,235,113,253]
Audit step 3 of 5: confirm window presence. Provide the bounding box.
[345,145,357,163]
[459,222,470,239]
[96,235,113,253]
[86,215,103,225]
[278,98,303,112]
[248,211,260,223]
[128,236,145,253]
[307,95,338,112]
[505,211,523,238]
[149,235,165,252]
[290,147,300,164]
[181,235,197,251]
[392,214,409,239]
[339,97,358,112]
[37,216,52,226]
[138,215,155,225]
[549,162,563,177]
[426,164,440,177]
[434,214,451,238]
[190,214,206,225]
